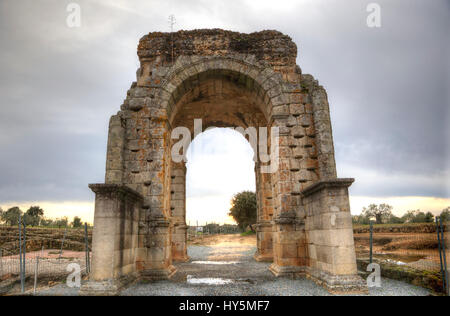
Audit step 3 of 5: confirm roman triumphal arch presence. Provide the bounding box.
[81,29,365,295]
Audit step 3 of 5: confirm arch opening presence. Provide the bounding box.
[167,69,275,263]
[185,128,256,226]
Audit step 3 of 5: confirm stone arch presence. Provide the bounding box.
[158,56,288,125]
[82,29,366,295]
[161,56,282,263]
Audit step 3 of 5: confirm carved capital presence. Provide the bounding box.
[300,178,354,197]
[274,211,296,225]
[89,183,144,203]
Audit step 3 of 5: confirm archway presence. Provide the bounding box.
[180,128,257,256]
[167,67,274,263]
[82,29,365,295]
[184,128,256,227]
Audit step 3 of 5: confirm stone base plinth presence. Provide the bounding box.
[255,221,273,263]
[254,252,273,262]
[173,255,190,263]
[269,263,305,278]
[140,265,177,280]
[79,273,137,296]
[306,268,368,294]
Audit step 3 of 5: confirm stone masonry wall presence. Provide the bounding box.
[88,184,142,283]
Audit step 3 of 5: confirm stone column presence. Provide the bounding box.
[80,184,142,295]
[171,162,189,262]
[139,117,176,280]
[105,115,126,184]
[268,116,307,277]
[254,167,274,262]
[302,179,366,293]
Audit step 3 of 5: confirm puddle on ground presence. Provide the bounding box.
[191,261,239,265]
[383,259,406,265]
[186,276,234,285]
[185,275,254,285]
[375,253,426,263]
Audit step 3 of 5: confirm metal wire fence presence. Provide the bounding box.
[0,225,91,255]
[354,218,449,294]
[0,251,90,278]
[0,222,92,294]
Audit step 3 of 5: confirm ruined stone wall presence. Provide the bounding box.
[137,29,298,81]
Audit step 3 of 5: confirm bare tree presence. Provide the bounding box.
[362,204,393,224]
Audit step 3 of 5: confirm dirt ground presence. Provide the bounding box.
[30,233,431,296]
[188,233,256,245]
[188,233,256,261]
[0,249,89,295]
[0,226,91,256]
[119,233,429,296]
[353,232,446,271]
[194,232,446,272]
[3,231,444,296]
[3,249,87,260]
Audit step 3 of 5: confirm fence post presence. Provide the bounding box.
[84,223,90,274]
[19,216,22,290]
[59,226,67,260]
[23,217,26,286]
[369,221,373,264]
[33,255,39,295]
[436,217,445,293]
[19,215,24,293]
[439,216,449,295]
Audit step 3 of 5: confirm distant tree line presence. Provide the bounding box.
[0,206,87,228]
[352,204,450,225]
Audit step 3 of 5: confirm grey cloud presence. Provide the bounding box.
[0,0,448,203]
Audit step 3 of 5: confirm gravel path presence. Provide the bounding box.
[120,244,430,296]
[36,238,431,296]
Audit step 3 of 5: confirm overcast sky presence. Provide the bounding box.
[0,0,448,223]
